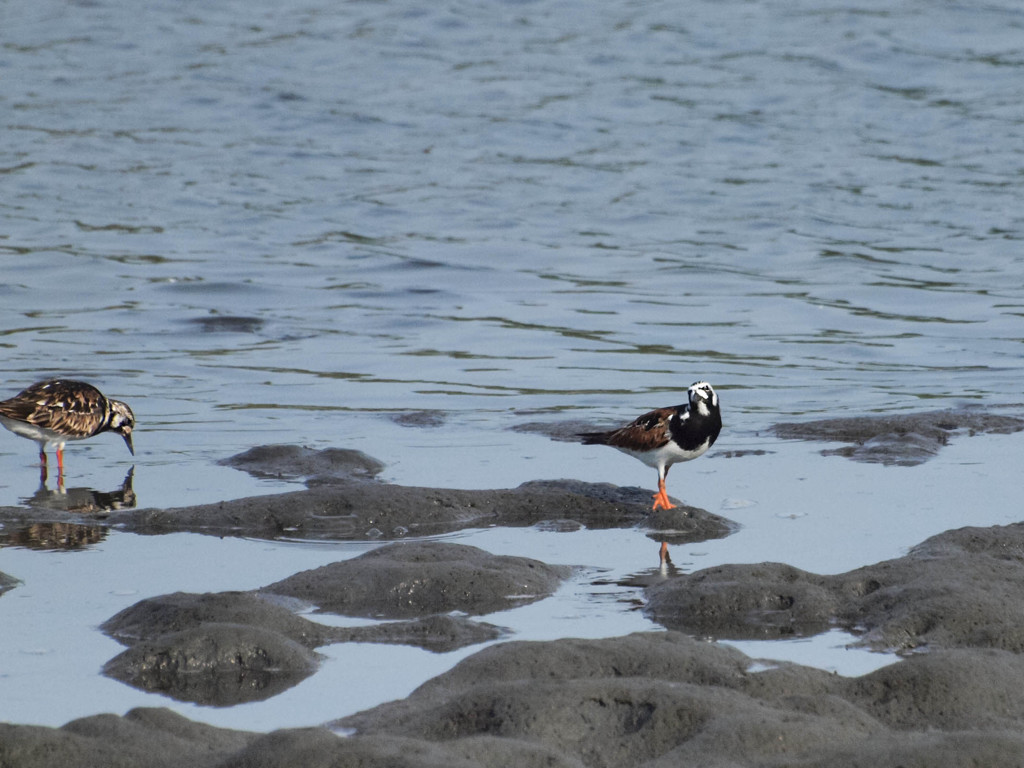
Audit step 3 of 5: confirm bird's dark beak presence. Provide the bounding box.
[123,432,135,456]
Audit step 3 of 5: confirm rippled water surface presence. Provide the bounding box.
[2,0,1024,731]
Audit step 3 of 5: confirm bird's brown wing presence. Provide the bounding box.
[0,396,40,423]
[589,407,675,451]
[0,381,106,436]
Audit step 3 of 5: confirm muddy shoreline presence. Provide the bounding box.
[3,410,1024,766]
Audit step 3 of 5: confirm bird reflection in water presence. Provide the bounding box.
[24,466,136,514]
[1,468,137,551]
[1,520,108,551]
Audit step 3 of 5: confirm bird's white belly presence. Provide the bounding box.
[0,416,75,448]
[617,437,710,470]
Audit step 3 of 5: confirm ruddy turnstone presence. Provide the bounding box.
[579,380,721,512]
[0,379,135,474]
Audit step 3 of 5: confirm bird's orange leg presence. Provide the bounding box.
[56,447,65,478]
[651,476,676,511]
[39,450,47,468]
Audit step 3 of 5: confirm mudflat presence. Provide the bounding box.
[2,409,1024,766]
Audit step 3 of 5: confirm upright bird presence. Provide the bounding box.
[579,380,722,512]
[0,379,136,475]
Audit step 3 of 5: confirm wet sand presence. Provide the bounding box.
[2,410,1024,766]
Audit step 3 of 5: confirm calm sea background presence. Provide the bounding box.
[2,0,1024,732]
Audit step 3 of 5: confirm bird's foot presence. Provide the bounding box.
[651,490,676,511]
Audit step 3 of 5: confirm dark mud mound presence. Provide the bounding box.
[104,589,506,655]
[329,614,507,653]
[102,591,335,647]
[0,708,253,768]
[218,444,385,483]
[98,544,526,705]
[391,410,447,428]
[103,623,321,706]
[100,591,331,706]
[337,631,1024,768]
[0,446,734,546]
[20,517,1024,768]
[772,407,1024,465]
[647,561,840,640]
[646,522,1024,652]
[220,730,582,768]
[262,541,572,618]
[11,633,1024,767]
[107,461,733,544]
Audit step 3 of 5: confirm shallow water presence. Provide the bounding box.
[2,0,1024,731]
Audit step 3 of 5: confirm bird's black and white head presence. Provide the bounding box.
[107,399,136,455]
[687,381,718,416]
